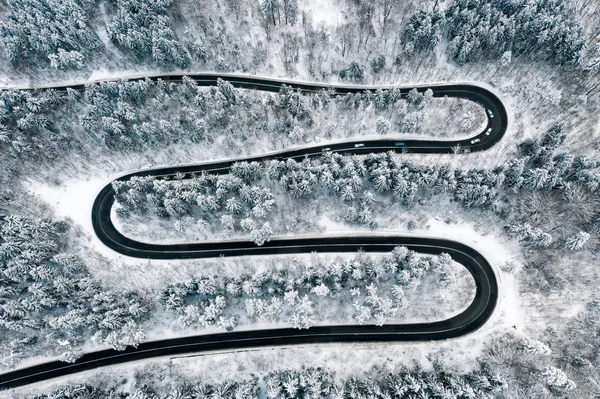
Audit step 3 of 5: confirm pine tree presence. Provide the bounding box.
[503,159,525,189]
[290,295,315,329]
[262,0,279,25]
[375,117,391,135]
[542,367,576,393]
[565,231,590,251]
[282,0,298,25]
[251,222,273,246]
[288,125,305,141]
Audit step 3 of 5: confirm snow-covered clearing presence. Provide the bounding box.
[25,173,138,266]
[30,177,105,238]
[298,0,344,28]
[419,219,524,333]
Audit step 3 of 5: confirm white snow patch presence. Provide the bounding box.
[298,0,344,27]
[87,68,141,82]
[425,218,518,265]
[561,302,585,319]
[418,218,525,334]
[28,177,104,234]
[24,174,143,264]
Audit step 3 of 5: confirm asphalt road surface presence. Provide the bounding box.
[0,75,504,390]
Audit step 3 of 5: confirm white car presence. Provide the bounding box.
[485,128,492,135]
[321,147,331,152]
[354,143,365,148]
[471,138,481,144]
[487,109,494,118]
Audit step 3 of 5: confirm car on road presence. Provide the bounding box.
[354,143,365,148]
[471,138,481,144]
[322,147,331,152]
[487,109,494,118]
[395,142,406,146]
[485,128,492,135]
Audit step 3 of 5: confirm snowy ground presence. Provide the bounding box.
[26,134,503,272]
[297,0,344,28]
[1,0,597,392]
[317,216,524,334]
[13,173,523,380]
[25,172,133,265]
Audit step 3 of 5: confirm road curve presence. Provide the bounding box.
[0,236,498,390]
[11,73,509,152]
[0,75,504,390]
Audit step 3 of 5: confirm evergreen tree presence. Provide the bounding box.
[48,49,86,69]
[0,0,100,67]
[107,0,191,67]
[564,231,590,251]
[262,0,279,26]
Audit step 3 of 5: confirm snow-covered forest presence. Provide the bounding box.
[157,249,474,330]
[0,215,151,366]
[0,78,483,166]
[0,216,471,367]
[1,0,600,396]
[113,124,599,252]
[28,366,510,399]
[0,0,593,80]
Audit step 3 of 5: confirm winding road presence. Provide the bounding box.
[0,75,506,390]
